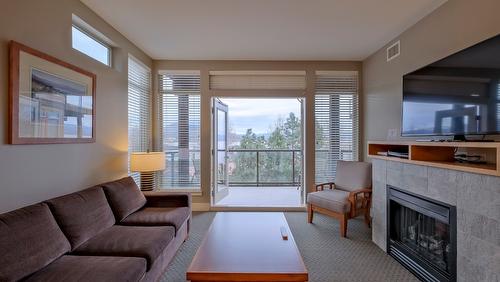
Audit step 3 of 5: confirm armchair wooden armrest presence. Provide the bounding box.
[315,182,336,191]
[348,188,372,218]
[348,188,372,199]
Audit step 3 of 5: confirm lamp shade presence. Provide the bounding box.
[130,152,166,172]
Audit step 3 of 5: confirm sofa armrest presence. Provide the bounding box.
[142,192,192,208]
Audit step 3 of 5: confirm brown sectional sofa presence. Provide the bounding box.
[0,176,191,282]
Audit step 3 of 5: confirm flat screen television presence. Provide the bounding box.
[402,34,500,139]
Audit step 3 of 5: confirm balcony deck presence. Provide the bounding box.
[214,186,303,207]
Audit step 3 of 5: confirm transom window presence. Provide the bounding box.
[72,24,111,66]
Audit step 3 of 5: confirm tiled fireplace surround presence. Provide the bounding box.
[371,159,499,282]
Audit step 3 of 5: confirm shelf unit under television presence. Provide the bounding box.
[367,141,500,177]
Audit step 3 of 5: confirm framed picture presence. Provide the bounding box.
[9,41,96,144]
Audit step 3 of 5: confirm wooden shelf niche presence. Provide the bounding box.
[367,141,500,176]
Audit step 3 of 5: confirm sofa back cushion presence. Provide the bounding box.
[46,186,115,249]
[102,177,146,221]
[0,203,71,281]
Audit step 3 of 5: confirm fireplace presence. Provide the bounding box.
[387,186,456,282]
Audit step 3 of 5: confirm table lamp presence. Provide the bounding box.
[130,152,165,191]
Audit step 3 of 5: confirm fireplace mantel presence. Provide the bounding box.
[370,158,499,282]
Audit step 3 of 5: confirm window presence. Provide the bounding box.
[72,25,111,66]
[315,71,359,184]
[158,71,201,190]
[128,56,151,183]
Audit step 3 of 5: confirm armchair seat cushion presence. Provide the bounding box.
[307,190,351,214]
[72,225,175,270]
[23,255,147,282]
[120,207,190,233]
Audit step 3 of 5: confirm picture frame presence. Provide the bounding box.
[9,41,96,144]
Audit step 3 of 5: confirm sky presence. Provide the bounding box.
[219,98,301,135]
[72,26,109,65]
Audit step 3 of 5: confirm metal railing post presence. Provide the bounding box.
[256,151,260,187]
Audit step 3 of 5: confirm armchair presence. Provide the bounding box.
[307,161,372,237]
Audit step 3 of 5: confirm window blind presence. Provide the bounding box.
[158,71,201,190]
[315,71,359,184]
[209,70,306,90]
[128,56,151,183]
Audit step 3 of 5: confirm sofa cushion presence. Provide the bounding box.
[72,225,175,270]
[102,177,146,221]
[307,190,351,213]
[120,207,190,232]
[46,186,115,249]
[23,255,146,282]
[0,203,71,281]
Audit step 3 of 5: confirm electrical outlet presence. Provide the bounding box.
[387,128,398,139]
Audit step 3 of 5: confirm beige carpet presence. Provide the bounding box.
[160,212,418,282]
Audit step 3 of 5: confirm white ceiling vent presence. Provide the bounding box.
[386,40,400,62]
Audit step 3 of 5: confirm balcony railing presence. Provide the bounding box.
[224,149,302,187]
[162,150,200,189]
[160,148,353,188]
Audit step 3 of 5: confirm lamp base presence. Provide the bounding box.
[140,172,155,191]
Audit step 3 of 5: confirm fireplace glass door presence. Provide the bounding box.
[388,187,456,282]
[390,201,451,273]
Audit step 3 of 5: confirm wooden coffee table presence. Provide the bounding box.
[187,212,308,282]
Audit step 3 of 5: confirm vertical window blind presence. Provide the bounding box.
[158,71,201,190]
[128,56,151,183]
[315,71,359,184]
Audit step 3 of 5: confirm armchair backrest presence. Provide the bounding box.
[335,161,372,192]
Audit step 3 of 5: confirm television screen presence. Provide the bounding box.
[402,34,500,137]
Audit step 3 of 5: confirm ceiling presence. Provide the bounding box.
[81,0,447,61]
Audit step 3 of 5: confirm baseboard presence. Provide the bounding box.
[192,202,211,211]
